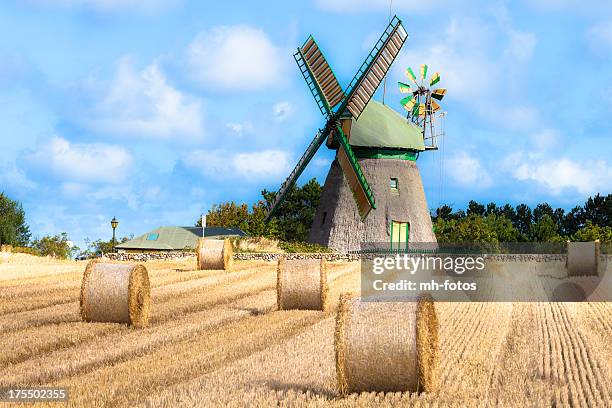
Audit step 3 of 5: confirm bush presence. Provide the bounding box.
[11,246,41,256]
[31,233,74,259]
[279,241,331,253]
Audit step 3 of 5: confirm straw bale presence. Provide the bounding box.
[277,258,328,311]
[196,238,233,270]
[80,260,150,328]
[335,293,439,395]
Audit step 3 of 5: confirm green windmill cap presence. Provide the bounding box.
[348,100,425,151]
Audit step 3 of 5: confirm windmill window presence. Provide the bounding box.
[321,212,328,226]
[390,178,399,191]
[146,233,159,241]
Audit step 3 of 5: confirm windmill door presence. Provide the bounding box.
[390,221,409,251]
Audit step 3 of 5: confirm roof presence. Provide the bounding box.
[348,100,425,151]
[115,226,246,250]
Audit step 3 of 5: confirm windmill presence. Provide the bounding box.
[267,16,437,253]
[399,64,447,149]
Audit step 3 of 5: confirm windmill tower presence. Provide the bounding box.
[266,17,445,253]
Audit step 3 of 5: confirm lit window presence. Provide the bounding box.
[146,233,159,241]
[390,178,398,191]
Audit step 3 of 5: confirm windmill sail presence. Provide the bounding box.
[295,36,344,114]
[265,129,329,220]
[267,17,408,222]
[341,16,408,120]
[335,126,376,219]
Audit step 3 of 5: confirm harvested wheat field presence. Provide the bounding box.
[0,252,610,407]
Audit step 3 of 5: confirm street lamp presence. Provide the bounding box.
[111,217,119,252]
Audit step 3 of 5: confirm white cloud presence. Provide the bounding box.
[313,157,331,167]
[226,121,253,136]
[184,149,291,181]
[314,0,458,14]
[21,136,132,184]
[446,152,492,187]
[396,18,499,101]
[507,154,612,195]
[478,104,539,132]
[186,25,288,91]
[394,12,538,131]
[272,101,293,121]
[84,58,204,141]
[28,0,178,12]
[531,128,561,150]
[0,164,37,190]
[525,0,612,12]
[586,20,612,52]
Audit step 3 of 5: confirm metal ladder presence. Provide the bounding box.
[336,16,401,114]
[265,129,328,220]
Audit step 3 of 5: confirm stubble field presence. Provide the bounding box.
[0,253,610,407]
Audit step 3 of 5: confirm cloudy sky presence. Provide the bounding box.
[1,0,611,247]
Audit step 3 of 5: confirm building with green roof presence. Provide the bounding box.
[116,226,245,253]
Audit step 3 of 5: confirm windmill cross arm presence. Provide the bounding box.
[265,128,329,222]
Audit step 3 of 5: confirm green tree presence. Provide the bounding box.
[431,204,464,222]
[31,233,75,259]
[434,215,498,244]
[572,221,612,243]
[0,193,31,246]
[514,203,533,239]
[247,200,280,238]
[262,178,322,242]
[466,200,486,217]
[485,214,520,242]
[80,236,131,257]
[201,202,250,232]
[528,214,562,242]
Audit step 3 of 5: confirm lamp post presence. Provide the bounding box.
[111,217,119,253]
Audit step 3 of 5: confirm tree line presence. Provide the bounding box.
[1,184,610,259]
[0,192,131,258]
[200,180,611,244]
[432,195,611,244]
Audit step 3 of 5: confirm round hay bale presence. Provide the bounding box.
[335,293,439,395]
[196,238,233,270]
[80,260,150,328]
[277,258,328,311]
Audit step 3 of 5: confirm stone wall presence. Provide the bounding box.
[233,252,361,262]
[100,251,608,263]
[104,252,195,262]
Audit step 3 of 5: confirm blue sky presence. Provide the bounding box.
[0,0,611,248]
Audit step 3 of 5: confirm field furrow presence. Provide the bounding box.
[38,268,360,407]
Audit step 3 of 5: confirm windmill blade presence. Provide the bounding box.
[431,88,447,101]
[400,96,416,112]
[335,126,376,219]
[430,100,441,112]
[294,36,345,115]
[405,67,418,84]
[398,81,413,94]
[429,72,441,86]
[420,64,428,82]
[339,16,408,120]
[266,129,329,221]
